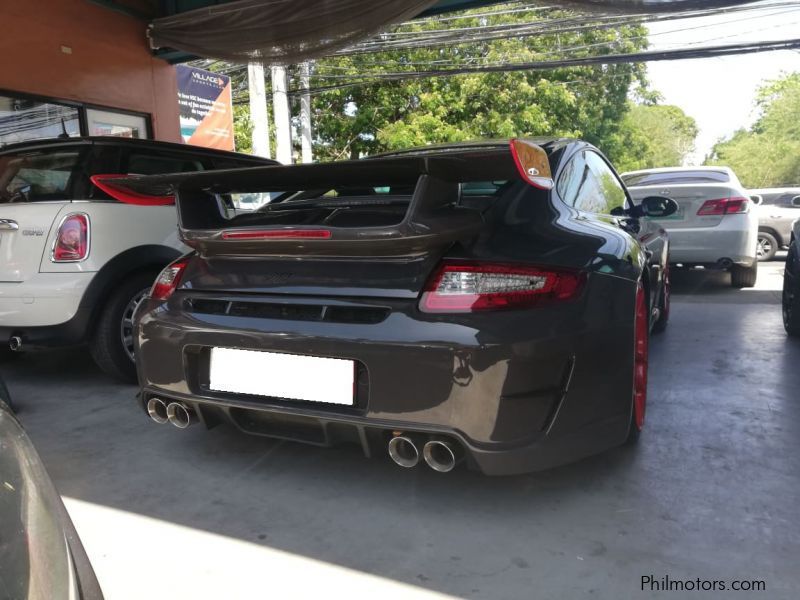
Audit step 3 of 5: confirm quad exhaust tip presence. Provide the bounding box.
[8,336,22,352]
[387,435,420,468]
[166,402,197,429]
[423,439,459,473]
[146,397,168,424]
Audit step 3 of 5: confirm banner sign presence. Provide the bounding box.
[176,65,234,151]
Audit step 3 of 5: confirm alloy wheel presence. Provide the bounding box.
[120,288,149,363]
[757,236,773,260]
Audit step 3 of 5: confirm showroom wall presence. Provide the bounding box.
[0,0,180,142]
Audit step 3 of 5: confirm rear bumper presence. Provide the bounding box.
[136,273,637,475]
[0,272,94,327]
[664,214,757,266]
[0,272,96,348]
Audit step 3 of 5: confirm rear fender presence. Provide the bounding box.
[79,245,182,334]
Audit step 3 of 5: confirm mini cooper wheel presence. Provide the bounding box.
[626,282,649,444]
[783,242,800,337]
[89,271,156,383]
[756,231,778,262]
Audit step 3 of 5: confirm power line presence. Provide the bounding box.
[289,38,800,96]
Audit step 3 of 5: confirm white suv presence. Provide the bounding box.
[621,166,758,288]
[0,137,274,380]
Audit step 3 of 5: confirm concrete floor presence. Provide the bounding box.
[2,259,799,599]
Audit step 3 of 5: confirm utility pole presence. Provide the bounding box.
[246,62,271,158]
[271,65,292,164]
[299,62,313,164]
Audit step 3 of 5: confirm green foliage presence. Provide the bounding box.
[707,72,800,187]
[233,104,253,154]
[308,8,650,163]
[614,104,698,173]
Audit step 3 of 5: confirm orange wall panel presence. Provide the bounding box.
[0,0,180,142]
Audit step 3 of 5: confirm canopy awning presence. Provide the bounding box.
[138,0,765,64]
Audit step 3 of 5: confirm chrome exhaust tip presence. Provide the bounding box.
[166,402,197,429]
[423,439,459,473]
[9,336,22,352]
[146,397,168,424]
[387,435,420,468]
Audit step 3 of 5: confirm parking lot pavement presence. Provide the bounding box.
[2,260,799,600]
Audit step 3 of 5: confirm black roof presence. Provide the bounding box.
[372,137,574,159]
[0,136,277,164]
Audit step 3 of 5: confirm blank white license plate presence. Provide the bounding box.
[209,348,354,405]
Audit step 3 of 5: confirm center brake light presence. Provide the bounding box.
[151,259,188,301]
[696,197,749,216]
[419,261,585,313]
[52,213,90,262]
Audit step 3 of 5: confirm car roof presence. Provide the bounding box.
[749,187,800,194]
[0,136,277,164]
[371,137,577,159]
[620,166,733,177]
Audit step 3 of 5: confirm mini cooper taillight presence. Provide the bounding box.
[419,262,585,313]
[151,259,188,301]
[52,213,89,262]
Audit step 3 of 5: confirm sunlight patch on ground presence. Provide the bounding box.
[64,497,457,600]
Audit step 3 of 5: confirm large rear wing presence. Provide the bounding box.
[93,139,554,257]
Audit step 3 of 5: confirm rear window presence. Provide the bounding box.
[759,191,800,206]
[622,170,730,186]
[0,149,83,202]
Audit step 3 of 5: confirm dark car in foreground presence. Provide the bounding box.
[0,384,103,599]
[103,138,677,475]
[782,218,800,336]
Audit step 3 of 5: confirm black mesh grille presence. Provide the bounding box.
[187,298,389,325]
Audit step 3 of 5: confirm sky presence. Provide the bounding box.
[645,1,800,164]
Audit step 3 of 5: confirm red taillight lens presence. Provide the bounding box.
[52,213,89,262]
[419,262,585,313]
[151,260,188,301]
[696,197,749,216]
[90,174,175,206]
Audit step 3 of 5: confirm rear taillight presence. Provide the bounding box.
[696,197,750,216]
[419,261,585,313]
[151,259,188,301]
[52,213,90,262]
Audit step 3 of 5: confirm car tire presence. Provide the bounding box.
[756,231,778,262]
[783,242,800,337]
[625,281,648,445]
[651,263,670,334]
[730,262,757,288]
[89,271,156,383]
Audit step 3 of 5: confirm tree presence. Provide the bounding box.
[614,104,698,173]
[307,8,650,163]
[707,72,800,188]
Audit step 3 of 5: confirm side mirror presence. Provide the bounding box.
[750,194,763,206]
[792,196,800,208]
[640,196,678,218]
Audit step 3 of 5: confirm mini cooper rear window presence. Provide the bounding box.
[622,170,730,186]
[0,149,83,202]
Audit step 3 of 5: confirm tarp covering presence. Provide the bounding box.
[148,0,766,63]
[148,0,439,64]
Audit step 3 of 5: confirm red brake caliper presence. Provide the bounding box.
[633,283,649,430]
